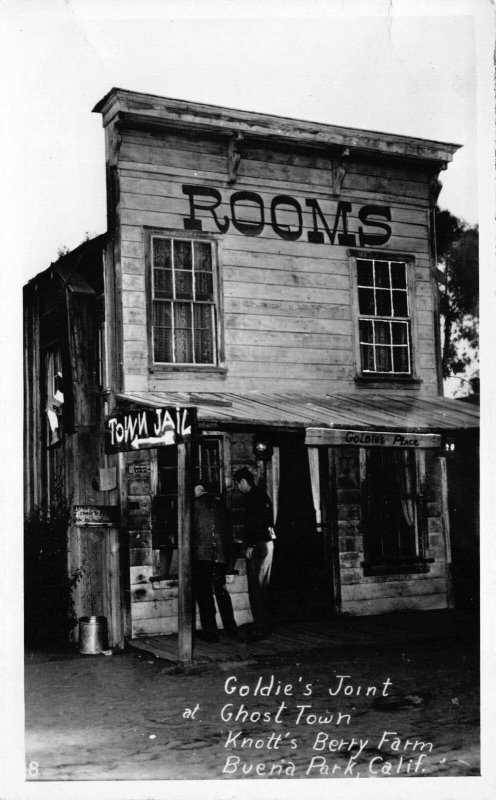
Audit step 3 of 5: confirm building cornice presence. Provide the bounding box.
[93,87,460,167]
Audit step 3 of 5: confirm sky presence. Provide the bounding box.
[0,0,490,285]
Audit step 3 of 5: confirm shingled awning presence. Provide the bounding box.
[115,391,479,434]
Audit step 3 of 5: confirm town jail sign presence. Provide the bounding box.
[105,406,197,453]
[182,184,392,247]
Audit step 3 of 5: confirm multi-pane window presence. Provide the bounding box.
[364,449,418,563]
[195,439,223,495]
[152,236,217,364]
[357,258,411,374]
[44,349,64,447]
[153,438,224,550]
[361,449,428,574]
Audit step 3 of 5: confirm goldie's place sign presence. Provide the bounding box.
[305,428,441,449]
[105,406,196,453]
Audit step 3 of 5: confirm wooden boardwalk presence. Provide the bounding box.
[129,610,475,665]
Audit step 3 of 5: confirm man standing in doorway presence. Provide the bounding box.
[193,484,238,642]
[233,467,275,641]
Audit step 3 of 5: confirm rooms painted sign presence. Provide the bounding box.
[105,406,197,453]
[182,184,392,247]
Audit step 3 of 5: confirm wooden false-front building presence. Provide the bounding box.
[24,89,479,649]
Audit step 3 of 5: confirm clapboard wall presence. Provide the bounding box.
[126,438,253,637]
[109,126,439,395]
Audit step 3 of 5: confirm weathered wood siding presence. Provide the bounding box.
[23,289,42,513]
[110,128,439,395]
[64,292,124,648]
[333,447,449,614]
[130,570,252,638]
[125,442,252,638]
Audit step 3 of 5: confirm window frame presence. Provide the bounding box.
[349,249,421,386]
[145,228,226,373]
[43,347,64,449]
[359,447,432,575]
[151,434,230,550]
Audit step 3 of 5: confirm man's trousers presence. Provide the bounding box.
[246,540,274,636]
[193,561,237,636]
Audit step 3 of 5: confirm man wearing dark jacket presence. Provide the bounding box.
[193,484,238,642]
[233,467,275,641]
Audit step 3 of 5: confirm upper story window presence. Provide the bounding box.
[356,258,411,375]
[151,235,217,365]
[44,348,64,448]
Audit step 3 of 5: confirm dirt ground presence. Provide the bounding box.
[24,630,479,783]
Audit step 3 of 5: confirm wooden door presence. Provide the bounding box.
[78,525,123,647]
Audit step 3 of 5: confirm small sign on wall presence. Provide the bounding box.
[128,462,151,475]
[74,505,119,527]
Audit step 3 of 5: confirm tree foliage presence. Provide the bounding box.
[435,207,479,381]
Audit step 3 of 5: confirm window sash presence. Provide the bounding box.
[359,319,411,374]
[363,449,421,564]
[151,236,217,365]
[195,439,223,494]
[356,258,411,375]
[155,439,223,546]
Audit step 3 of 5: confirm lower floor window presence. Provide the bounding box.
[152,438,223,552]
[361,448,428,574]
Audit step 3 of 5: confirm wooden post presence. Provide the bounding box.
[177,442,193,665]
[439,455,454,608]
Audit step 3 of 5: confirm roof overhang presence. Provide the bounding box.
[93,88,460,168]
[115,391,479,435]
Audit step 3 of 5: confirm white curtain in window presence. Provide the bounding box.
[394,449,415,528]
[45,350,63,445]
[307,446,321,525]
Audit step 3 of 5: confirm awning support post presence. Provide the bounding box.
[177,441,193,665]
[439,455,454,608]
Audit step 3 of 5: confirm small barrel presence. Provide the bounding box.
[79,616,109,655]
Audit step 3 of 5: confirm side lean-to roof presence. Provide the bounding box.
[93,87,460,168]
[24,234,106,295]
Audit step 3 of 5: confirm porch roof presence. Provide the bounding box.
[115,391,479,434]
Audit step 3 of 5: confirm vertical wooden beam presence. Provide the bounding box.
[439,456,454,608]
[177,442,193,664]
[325,447,342,613]
[107,526,124,649]
[118,451,131,639]
[24,288,41,513]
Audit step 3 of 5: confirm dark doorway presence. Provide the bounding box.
[271,439,333,622]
